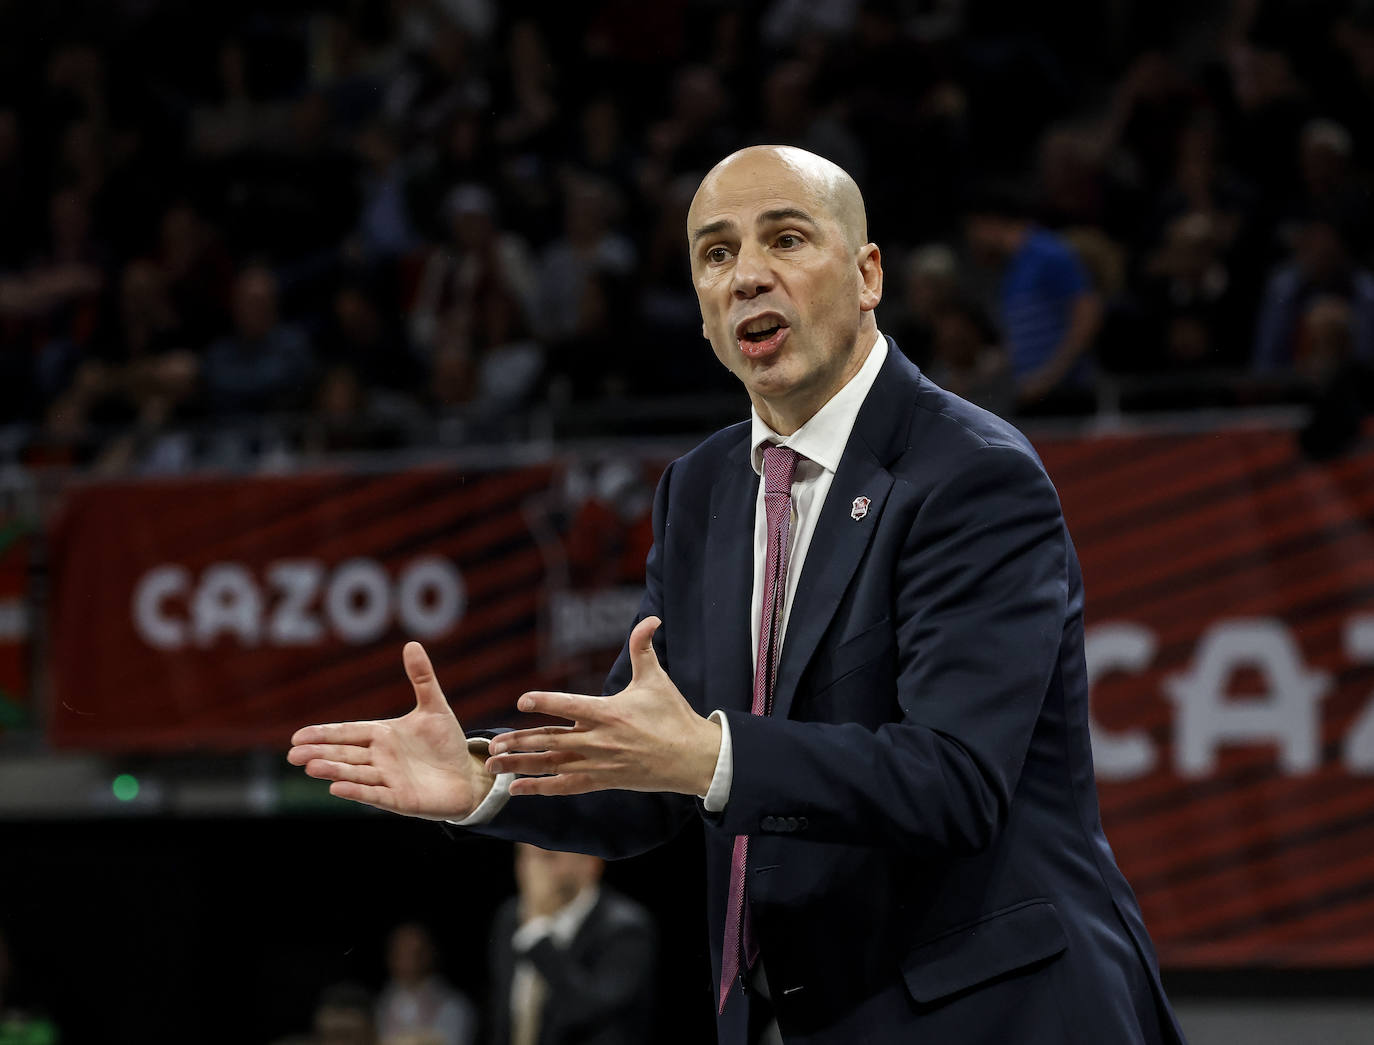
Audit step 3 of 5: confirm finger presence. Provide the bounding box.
[305,759,385,786]
[628,615,663,684]
[516,691,606,722]
[403,640,450,715]
[509,773,602,797]
[488,725,576,755]
[287,743,371,767]
[291,721,377,747]
[329,780,395,809]
[485,750,582,776]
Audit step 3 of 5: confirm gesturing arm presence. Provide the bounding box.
[288,640,496,820]
[287,459,704,860]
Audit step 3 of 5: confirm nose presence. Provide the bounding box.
[730,240,774,300]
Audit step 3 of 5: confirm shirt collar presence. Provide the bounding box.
[547,884,600,945]
[750,331,887,476]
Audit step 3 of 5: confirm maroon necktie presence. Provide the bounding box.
[719,444,800,1013]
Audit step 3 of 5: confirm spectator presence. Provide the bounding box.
[489,844,655,1045]
[1138,211,1251,370]
[408,184,537,357]
[1251,218,1374,373]
[44,258,197,450]
[375,923,477,1045]
[201,264,314,417]
[964,184,1103,409]
[890,243,961,370]
[924,297,1016,418]
[154,201,234,350]
[1284,118,1373,254]
[1298,295,1374,458]
[535,175,635,345]
[319,274,422,395]
[350,120,421,262]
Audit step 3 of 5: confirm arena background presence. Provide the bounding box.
[1,1,1373,1042]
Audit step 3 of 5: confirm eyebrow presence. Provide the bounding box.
[690,207,822,247]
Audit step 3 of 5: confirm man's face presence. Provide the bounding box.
[688,152,879,429]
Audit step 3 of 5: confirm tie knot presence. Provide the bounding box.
[762,444,800,495]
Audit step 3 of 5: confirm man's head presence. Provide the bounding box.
[963,181,1034,265]
[687,145,883,435]
[386,921,437,986]
[232,264,279,341]
[514,843,604,908]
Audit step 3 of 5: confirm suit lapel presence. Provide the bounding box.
[705,435,760,715]
[771,343,920,721]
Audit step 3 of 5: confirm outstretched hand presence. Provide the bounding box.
[484,616,722,798]
[287,641,492,820]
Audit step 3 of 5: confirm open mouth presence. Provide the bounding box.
[735,315,790,358]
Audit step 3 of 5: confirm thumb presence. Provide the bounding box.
[628,615,663,684]
[403,640,452,716]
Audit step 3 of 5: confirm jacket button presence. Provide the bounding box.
[761,816,776,831]
[796,817,809,830]
[785,817,798,831]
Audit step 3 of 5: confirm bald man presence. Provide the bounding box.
[291,147,1187,1045]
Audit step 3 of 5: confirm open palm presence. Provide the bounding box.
[287,641,487,820]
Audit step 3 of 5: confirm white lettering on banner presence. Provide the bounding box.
[266,561,325,645]
[132,564,190,649]
[1164,618,1331,777]
[1343,616,1374,771]
[396,556,466,639]
[192,563,262,647]
[1085,617,1374,781]
[325,559,391,644]
[130,558,466,649]
[1085,623,1159,780]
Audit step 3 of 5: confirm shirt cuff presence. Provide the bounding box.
[511,915,555,953]
[699,710,734,813]
[447,737,514,826]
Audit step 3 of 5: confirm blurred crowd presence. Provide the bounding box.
[2,0,1373,471]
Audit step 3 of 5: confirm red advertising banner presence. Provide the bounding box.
[46,428,1374,967]
[1036,428,1374,968]
[47,459,659,750]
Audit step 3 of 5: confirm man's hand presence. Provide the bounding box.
[287,641,493,820]
[485,616,721,798]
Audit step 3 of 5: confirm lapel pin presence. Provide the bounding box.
[850,495,871,521]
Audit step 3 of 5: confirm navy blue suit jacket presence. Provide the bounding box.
[469,343,1188,1045]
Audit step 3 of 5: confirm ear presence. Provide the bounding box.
[858,243,883,313]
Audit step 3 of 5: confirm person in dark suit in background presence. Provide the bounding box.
[488,844,654,1045]
[291,145,1187,1045]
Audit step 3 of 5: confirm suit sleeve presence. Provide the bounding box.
[706,444,1067,855]
[452,461,697,860]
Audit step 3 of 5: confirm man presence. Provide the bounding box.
[290,146,1187,1044]
[964,185,1102,408]
[489,845,655,1045]
[375,922,477,1045]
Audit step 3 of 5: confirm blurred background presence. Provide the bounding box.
[0,0,1372,1041]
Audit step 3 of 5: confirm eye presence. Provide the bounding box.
[775,232,802,249]
[705,246,732,264]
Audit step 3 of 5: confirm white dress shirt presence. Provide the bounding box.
[455,332,889,825]
[509,885,601,1045]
